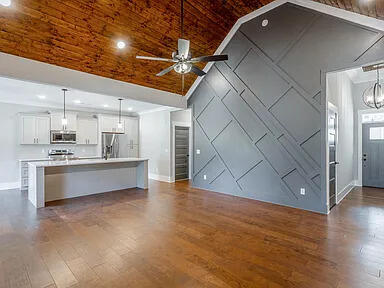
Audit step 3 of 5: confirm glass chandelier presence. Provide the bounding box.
[362,68,384,109]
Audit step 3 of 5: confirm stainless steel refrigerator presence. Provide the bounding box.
[102,133,130,159]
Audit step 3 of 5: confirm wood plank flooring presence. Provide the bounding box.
[0,181,384,287]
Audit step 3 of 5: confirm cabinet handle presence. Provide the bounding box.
[37,138,39,144]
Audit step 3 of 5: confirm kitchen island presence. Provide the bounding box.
[28,158,148,208]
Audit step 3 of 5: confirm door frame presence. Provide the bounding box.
[357,109,384,186]
[171,121,192,183]
[327,102,339,206]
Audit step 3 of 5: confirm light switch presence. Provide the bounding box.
[300,188,306,195]
[196,149,201,155]
[203,175,207,180]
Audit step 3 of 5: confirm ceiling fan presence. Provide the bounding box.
[136,0,228,94]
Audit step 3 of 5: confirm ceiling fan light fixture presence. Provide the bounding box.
[174,62,192,74]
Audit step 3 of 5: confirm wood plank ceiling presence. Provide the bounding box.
[0,0,383,95]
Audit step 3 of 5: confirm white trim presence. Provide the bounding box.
[185,0,384,99]
[149,173,171,183]
[137,106,180,115]
[336,180,355,204]
[0,182,20,191]
[171,120,192,183]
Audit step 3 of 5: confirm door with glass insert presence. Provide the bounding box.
[362,123,384,188]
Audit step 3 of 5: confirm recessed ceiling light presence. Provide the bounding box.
[127,107,133,111]
[0,0,11,7]
[262,19,269,27]
[73,100,82,104]
[37,94,46,99]
[117,41,126,49]
[103,104,109,108]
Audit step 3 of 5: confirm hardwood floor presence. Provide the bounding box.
[0,181,384,288]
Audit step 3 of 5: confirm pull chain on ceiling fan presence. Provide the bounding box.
[136,0,229,96]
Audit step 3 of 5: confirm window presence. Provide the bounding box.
[362,113,384,123]
[369,127,384,140]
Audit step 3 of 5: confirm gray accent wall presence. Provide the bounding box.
[188,3,384,213]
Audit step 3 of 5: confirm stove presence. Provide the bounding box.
[48,149,77,160]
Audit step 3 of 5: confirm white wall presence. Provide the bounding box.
[139,110,172,182]
[0,102,99,187]
[327,72,355,200]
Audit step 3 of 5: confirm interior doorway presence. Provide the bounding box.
[174,126,190,181]
[328,104,338,209]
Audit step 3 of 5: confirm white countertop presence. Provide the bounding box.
[19,156,101,162]
[28,158,148,168]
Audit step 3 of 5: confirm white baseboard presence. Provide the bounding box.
[149,173,171,183]
[0,182,20,191]
[337,180,356,204]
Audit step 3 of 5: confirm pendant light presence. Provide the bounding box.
[117,98,123,129]
[362,67,384,109]
[61,89,68,129]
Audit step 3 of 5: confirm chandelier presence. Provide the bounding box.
[362,67,384,109]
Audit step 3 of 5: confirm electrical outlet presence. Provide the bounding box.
[300,188,306,195]
[196,149,201,155]
[203,175,207,180]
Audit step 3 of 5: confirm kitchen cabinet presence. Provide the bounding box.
[77,118,98,145]
[125,117,139,145]
[20,115,50,145]
[100,116,125,133]
[51,112,77,131]
[128,144,139,157]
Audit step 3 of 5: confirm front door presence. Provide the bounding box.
[362,123,384,188]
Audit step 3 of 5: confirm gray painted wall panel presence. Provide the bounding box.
[205,66,232,99]
[283,170,322,211]
[240,4,316,61]
[223,90,267,142]
[189,80,215,117]
[197,97,232,141]
[193,122,216,174]
[301,131,321,166]
[212,121,263,179]
[193,156,225,186]
[257,134,294,177]
[222,32,250,70]
[238,161,295,205]
[235,49,290,108]
[278,15,379,96]
[269,88,320,144]
[188,3,384,214]
[209,170,242,196]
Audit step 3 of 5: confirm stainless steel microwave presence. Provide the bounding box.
[50,131,76,144]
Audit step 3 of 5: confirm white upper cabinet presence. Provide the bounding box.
[100,116,125,134]
[77,118,98,145]
[20,115,50,145]
[125,117,139,145]
[51,112,77,131]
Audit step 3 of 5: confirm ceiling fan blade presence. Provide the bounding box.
[156,64,176,76]
[191,65,206,77]
[190,55,228,63]
[178,39,190,59]
[136,56,175,62]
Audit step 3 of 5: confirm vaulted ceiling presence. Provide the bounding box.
[0,0,383,95]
